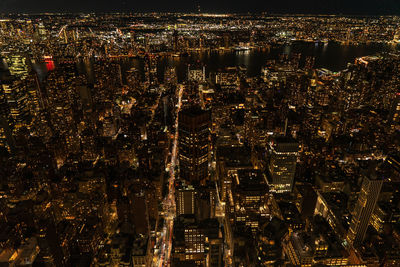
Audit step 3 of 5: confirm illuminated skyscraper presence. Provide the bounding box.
[7,55,29,79]
[232,169,270,232]
[164,67,178,85]
[188,66,205,82]
[37,23,47,39]
[172,215,206,266]
[267,136,299,193]
[176,183,196,216]
[0,84,15,151]
[1,77,31,131]
[178,106,211,185]
[346,172,383,247]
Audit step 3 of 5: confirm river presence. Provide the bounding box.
[30,41,400,83]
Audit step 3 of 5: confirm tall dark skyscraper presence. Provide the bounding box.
[178,106,211,185]
[346,172,383,247]
[267,136,299,193]
[389,92,400,131]
[172,30,179,52]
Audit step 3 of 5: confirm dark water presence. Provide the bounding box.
[157,41,398,81]
[32,41,399,82]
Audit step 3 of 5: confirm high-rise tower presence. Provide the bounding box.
[178,106,211,185]
[1,77,31,132]
[346,172,383,247]
[267,136,299,193]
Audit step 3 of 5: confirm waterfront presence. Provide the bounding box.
[29,41,399,83]
[157,41,399,80]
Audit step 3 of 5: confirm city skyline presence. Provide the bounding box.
[1,0,400,15]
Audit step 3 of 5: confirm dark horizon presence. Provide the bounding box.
[1,0,400,15]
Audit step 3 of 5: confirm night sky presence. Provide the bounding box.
[0,0,399,14]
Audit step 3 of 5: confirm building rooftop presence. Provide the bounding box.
[233,169,268,193]
[216,145,252,168]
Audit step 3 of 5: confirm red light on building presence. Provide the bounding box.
[44,56,55,71]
